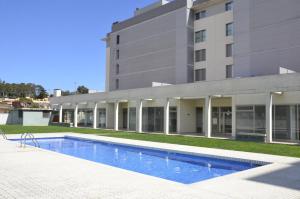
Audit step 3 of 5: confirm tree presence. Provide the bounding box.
[62,90,71,96]
[0,80,48,99]
[37,88,49,99]
[35,85,48,99]
[76,85,89,94]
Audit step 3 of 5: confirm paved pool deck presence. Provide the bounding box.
[1,133,300,199]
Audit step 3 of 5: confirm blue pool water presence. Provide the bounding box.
[14,137,261,184]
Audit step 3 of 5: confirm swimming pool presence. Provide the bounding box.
[14,136,262,184]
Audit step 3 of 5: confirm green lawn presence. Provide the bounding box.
[1,125,300,158]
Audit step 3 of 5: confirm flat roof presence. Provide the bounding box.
[111,0,187,33]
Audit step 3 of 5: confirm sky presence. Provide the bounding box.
[0,0,155,93]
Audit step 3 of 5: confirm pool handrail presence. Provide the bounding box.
[20,133,40,148]
[0,128,7,140]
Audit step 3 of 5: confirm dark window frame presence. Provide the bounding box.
[195,10,207,20]
[195,29,206,43]
[226,44,233,57]
[225,1,233,11]
[226,22,233,36]
[226,65,233,78]
[116,49,120,60]
[195,68,206,81]
[116,64,120,75]
[116,35,120,45]
[116,79,119,90]
[195,49,206,62]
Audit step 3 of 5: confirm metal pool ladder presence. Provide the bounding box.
[20,133,40,148]
[0,128,7,140]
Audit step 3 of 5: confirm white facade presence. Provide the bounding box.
[194,0,234,81]
[50,0,300,143]
[51,73,300,143]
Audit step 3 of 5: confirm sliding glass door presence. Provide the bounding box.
[98,108,106,128]
[142,107,164,132]
[273,105,299,142]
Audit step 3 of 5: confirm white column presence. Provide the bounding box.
[164,98,170,135]
[59,104,63,123]
[266,92,273,143]
[93,103,98,129]
[204,96,212,138]
[74,104,78,128]
[231,95,236,139]
[176,99,181,133]
[136,99,143,133]
[114,101,119,131]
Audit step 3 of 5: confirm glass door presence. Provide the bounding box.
[122,108,128,129]
[196,107,203,134]
[98,108,106,128]
[212,107,232,137]
[129,108,136,131]
[169,107,177,133]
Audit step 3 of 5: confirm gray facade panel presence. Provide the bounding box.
[234,0,300,77]
[117,30,177,60]
[112,0,187,32]
[109,5,190,91]
[115,68,176,90]
[117,49,176,74]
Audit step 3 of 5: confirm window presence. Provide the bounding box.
[116,64,119,75]
[116,35,120,45]
[195,69,206,81]
[142,107,164,132]
[98,108,106,128]
[226,23,233,36]
[225,1,233,11]
[195,10,206,20]
[273,105,300,141]
[18,110,23,118]
[236,105,266,135]
[195,49,206,62]
[129,107,136,131]
[195,30,206,43]
[226,44,233,57]
[43,111,50,118]
[226,65,233,78]
[116,79,119,90]
[116,49,120,60]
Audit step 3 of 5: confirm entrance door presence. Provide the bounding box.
[99,109,106,128]
[196,107,203,134]
[212,107,232,137]
[221,107,232,134]
[123,108,128,129]
[169,107,177,133]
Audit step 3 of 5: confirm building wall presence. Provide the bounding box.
[105,0,300,91]
[23,111,50,126]
[236,91,300,106]
[105,41,111,92]
[194,0,233,81]
[108,0,193,91]
[0,113,9,125]
[234,0,300,77]
[6,110,22,125]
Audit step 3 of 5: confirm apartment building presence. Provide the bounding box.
[50,0,300,143]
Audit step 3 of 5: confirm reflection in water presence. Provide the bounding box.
[93,144,97,158]
[114,148,119,160]
[24,137,260,184]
